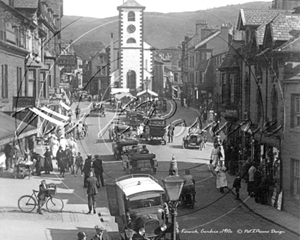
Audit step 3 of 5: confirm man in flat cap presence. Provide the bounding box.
[91,225,111,240]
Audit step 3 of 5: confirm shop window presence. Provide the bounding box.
[291,159,300,196]
[128,11,135,21]
[291,94,300,128]
[1,64,8,98]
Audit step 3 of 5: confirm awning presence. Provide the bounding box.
[172,86,178,91]
[29,107,65,126]
[40,106,69,121]
[60,101,71,111]
[136,89,158,97]
[0,112,37,146]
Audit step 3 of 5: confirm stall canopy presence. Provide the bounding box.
[29,107,65,126]
[114,92,133,100]
[40,106,69,121]
[136,89,158,97]
[0,112,37,146]
[60,101,71,111]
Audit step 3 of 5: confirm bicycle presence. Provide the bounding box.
[18,184,64,213]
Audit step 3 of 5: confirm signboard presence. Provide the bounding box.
[224,109,238,118]
[13,97,36,108]
[56,55,76,67]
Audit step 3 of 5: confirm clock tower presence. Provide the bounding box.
[117,0,147,93]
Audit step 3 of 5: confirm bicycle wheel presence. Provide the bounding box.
[18,195,37,213]
[46,196,64,212]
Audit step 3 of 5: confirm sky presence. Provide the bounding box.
[64,0,272,18]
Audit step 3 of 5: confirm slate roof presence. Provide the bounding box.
[14,0,39,8]
[118,0,145,8]
[269,14,300,41]
[276,36,300,52]
[237,9,290,30]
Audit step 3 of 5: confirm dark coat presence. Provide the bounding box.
[83,158,92,173]
[44,150,53,171]
[93,159,103,173]
[87,176,98,195]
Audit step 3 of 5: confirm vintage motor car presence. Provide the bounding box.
[90,102,105,117]
[106,174,166,240]
[182,128,206,150]
[124,151,158,174]
[144,117,166,144]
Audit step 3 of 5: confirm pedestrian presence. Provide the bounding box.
[215,161,227,193]
[37,180,49,215]
[241,158,252,182]
[65,146,74,173]
[57,148,67,178]
[132,227,147,240]
[59,135,67,151]
[75,152,83,177]
[50,135,59,159]
[43,147,53,174]
[4,143,13,170]
[77,231,86,240]
[232,175,242,200]
[75,105,81,120]
[254,165,263,202]
[91,225,111,240]
[247,163,257,197]
[87,170,98,214]
[93,155,105,188]
[166,123,175,143]
[56,146,63,171]
[83,155,92,188]
[210,142,222,168]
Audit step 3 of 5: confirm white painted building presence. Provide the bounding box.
[109,0,153,94]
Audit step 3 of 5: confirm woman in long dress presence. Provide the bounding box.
[215,161,227,193]
[210,142,222,167]
[43,147,53,174]
[50,135,59,160]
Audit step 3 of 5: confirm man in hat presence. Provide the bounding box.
[87,170,98,214]
[83,155,92,188]
[37,180,49,214]
[139,145,149,154]
[93,155,104,188]
[77,231,86,240]
[91,225,111,240]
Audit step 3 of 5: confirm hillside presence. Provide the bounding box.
[61,1,271,60]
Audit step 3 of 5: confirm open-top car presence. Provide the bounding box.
[182,128,206,150]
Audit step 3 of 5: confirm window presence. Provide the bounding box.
[101,67,106,76]
[291,94,300,128]
[1,64,8,98]
[99,55,105,64]
[291,159,300,196]
[97,66,101,75]
[0,16,5,40]
[27,70,35,97]
[17,67,23,97]
[271,88,278,124]
[40,72,46,98]
[128,11,135,21]
[9,0,14,7]
[256,89,262,124]
[127,38,136,44]
[230,74,235,104]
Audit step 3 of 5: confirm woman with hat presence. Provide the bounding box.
[43,147,53,174]
[77,231,86,240]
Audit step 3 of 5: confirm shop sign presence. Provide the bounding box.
[13,97,36,108]
[224,109,238,118]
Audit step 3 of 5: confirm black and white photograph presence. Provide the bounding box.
[0,0,299,239]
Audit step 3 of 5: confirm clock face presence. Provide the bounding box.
[127,24,136,33]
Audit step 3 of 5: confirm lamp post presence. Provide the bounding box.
[161,157,184,240]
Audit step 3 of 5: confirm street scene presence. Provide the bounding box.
[0,0,300,240]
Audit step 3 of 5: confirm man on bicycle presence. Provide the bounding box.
[37,180,49,214]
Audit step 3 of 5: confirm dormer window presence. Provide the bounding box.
[9,0,14,7]
[128,11,135,21]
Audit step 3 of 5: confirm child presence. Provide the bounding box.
[233,175,242,200]
[208,160,215,174]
